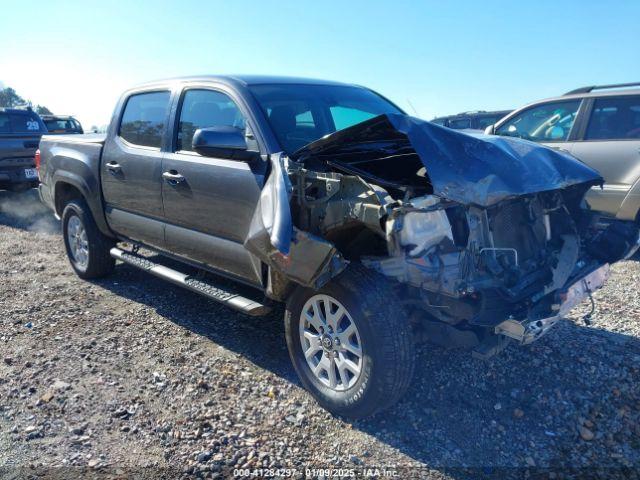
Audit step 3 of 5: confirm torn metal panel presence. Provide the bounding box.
[244,152,293,256]
[266,228,347,289]
[292,113,603,207]
[290,166,393,236]
[244,153,346,289]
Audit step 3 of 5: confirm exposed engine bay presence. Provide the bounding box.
[244,114,640,356]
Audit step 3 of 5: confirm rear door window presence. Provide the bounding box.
[119,91,171,148]
[496,100,581,142]
[585,96,640,140]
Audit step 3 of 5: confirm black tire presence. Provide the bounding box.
[285,264,415,419]
[62,199,115,279]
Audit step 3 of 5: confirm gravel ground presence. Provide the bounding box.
[1,190,639,479]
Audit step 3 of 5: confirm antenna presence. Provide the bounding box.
[406,99,419,116]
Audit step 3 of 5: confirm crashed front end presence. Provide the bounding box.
[363,190,630,352]
[246,114,639,357]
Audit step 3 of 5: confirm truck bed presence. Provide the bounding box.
[38,132,108,231]
[40,133,106,145]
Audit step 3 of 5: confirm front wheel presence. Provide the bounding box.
[285,264,415,419]
[62,199,115,279]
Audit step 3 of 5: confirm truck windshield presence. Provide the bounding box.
[249,84,403,153]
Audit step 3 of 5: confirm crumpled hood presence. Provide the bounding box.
[244,114,605,287]
[292,113,603,207]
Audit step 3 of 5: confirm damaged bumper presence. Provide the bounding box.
[495,264,610,344]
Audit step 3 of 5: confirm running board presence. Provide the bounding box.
[110,247,271,316]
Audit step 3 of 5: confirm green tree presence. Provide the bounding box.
[35,105,53,115]
[0,86,53,114]
[0,87,26,108]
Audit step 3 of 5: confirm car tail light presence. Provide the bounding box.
[35,148,41,171]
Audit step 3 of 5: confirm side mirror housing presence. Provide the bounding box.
[192,126,258,160]
[484,124,495,135]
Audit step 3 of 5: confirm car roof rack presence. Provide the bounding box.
[564,82,640,95]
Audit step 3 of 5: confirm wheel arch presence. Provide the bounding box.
[53,173,114,238]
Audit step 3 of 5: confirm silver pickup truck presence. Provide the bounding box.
[37,75,639,418]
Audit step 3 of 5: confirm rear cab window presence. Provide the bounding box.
[0,111,45,134]
[585,96,640,140]
[119,91,171,148]
[44,118,83,133]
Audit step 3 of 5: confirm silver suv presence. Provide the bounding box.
[486,82,640,222]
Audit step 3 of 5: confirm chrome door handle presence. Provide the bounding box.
[162,170,185,184]
[105,162,121,174]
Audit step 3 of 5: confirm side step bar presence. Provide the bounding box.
[110,247,272,316]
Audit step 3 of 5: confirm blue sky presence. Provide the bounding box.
[1,0,639,128]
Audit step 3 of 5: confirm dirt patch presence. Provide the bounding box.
[0,191,639,478]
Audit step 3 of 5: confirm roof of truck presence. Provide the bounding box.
[40,114,79,120]
[0,107,38,114]
[134,75,356,89]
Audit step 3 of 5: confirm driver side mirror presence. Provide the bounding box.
[192,126,259,161]
[484,124,495,135]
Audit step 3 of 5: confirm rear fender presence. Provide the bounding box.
[53,170,113,237]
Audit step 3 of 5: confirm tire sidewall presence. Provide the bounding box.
[62,201,90,276]
[285,278,385,417]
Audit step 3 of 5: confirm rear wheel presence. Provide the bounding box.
[62,199,115,279]
[285,264,415,418]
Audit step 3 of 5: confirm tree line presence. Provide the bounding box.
[0,86,52,115]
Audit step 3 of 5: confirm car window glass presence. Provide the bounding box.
[448,118,471,129]
[119,91,170,148]
[177,89,246,152]
[250,84,401,153]
[477,116,500,129]
[585,96,640,140]
[329,106,377,131]
[6,113,44,133]
[45,119,81,132]
[0,113,10,133]
[296,110,315,127]
[496,100,580,141]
